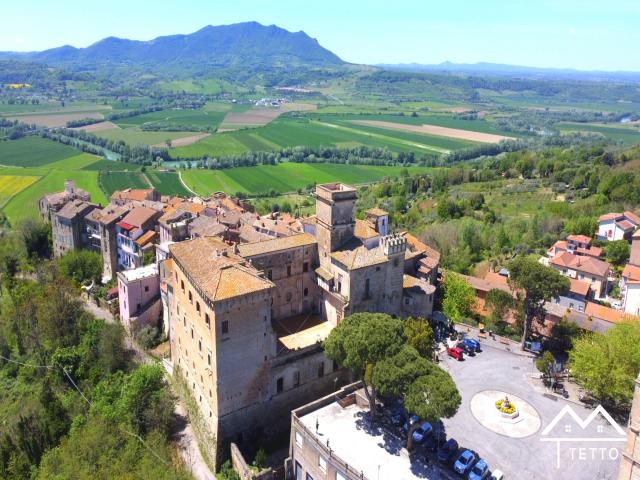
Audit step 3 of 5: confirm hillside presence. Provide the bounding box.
[1,22,343,70]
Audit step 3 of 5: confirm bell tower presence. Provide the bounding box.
[315,183,357,268]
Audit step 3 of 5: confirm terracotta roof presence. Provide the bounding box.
[623,264,640,282]
[134,230,156,247]
[238,224,271,243]
[484,271,509,286]
[403,232,441,264]
[110,188,155,202]
[354,219,379,240]
[576,246,602,258]
[616,220,635,231]
[237,233,316,258]
[299,215,317,225]
[189,216,227,238]
[365,208,388,217]
[170,237,273,302]
[121,207,159,228]
[331,245,388,270]
[624,211,640,225]
[181,202,206,215]
[569,278,591,297]
[90,204,129,225]
[585,302,628,324]
[458,272,512,294]
[550,252,610,277]
[567,234,592,244]
[598,212,623,222]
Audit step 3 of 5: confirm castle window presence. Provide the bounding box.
[267,270,272,280]
[205,313,210,328]
[317,361,325,378]
[191,328,194,339]
[286,292,293,302]
[221,320,229,335]
[303,262,309,272]
[196,302,200,315]
[207,353,211,366]
[276,377,284,393]
[293,370,300,387]
[189,291,193,304]
[304,287,309,297]
[144,285,149,293]
[198,340,202,352]
[181,280,184,291]
[393,258,399,267]
[287,265,292,277]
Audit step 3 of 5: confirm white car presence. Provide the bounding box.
[491,469,504,480]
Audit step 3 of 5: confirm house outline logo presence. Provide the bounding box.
[540,404,627,468]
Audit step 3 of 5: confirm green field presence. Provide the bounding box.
[181,163,434,196]
[99,171,149,195]
[115,108,228,129]
[82,159,140,171]
[557,122,640,145]
[146,171,192,196]
[95,128,202,146]
[0,137,82,167]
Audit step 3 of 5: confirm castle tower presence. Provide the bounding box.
[315,183,357,268]
[380,234,407,313]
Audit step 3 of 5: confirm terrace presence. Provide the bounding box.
[272,312,332,354]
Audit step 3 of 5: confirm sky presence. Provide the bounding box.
[2,0,639,71]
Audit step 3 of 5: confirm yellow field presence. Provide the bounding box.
[0,175,40,207]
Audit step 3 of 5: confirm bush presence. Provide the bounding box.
[135,325,162,350]
[57,250,102,286]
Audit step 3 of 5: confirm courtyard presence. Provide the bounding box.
[439,340,624,480]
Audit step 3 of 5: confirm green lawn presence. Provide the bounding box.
[0,137,81,167]
[146,172,191,196]
[99,171,149,195]
[181,163,434,196]
[82,159,140,171]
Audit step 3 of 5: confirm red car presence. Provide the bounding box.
[447,347,464,361]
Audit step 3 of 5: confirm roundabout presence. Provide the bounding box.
[469,390,541,438]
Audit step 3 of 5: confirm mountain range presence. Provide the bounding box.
[377,61,640,83]
[0,22,343,70]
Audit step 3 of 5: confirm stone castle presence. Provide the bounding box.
[165,182,439,463]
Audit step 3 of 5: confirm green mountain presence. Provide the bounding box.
[2,22,344,71]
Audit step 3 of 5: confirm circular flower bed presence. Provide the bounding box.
[495,396,518,416]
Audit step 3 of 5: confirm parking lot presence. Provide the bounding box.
[438,340,624,480]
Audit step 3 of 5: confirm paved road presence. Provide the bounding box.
[83,299,215,480]
[440,343,622,480]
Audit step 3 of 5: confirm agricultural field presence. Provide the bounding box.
[146,171,192,196]
[114,108,228,129]
[219,102,316,129]
[94,128,202,147]
[99,171,150,195]
[0,136,83,167]
[556,122,640,145]
[181,162,433,196]
[0,174,40,207]
[6,111,105,127]
[170,111,514,158]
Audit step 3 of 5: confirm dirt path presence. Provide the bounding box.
[82,299,214,479]
[351,120,515,143]
[178,171,198,196]
[153,133,210,148]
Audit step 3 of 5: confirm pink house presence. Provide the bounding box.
[117,264,161,332]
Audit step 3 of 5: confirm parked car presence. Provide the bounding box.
[412,422,433,444]
[447,347,464,361]
[458,341,476,356]
[468,458,490,480]
[463,337,481,352]
[437,438,459,463]
[454,450,477,475]
[424,423,445,452]
[401,414,420,434]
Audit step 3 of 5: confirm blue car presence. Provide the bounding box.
[401,414,420,434]
[454,450,477,475]
[437,438,459,463]
[468,458,489,480]
[411,421,433,444]
[460,338,481,353]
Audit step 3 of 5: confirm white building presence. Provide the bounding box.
[621,264,640,316]
[597,211,640,241]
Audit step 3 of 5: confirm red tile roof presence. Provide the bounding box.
[616,220,635,231]
[550,252,610,277]
[569,278,591,297]
[624,211,640,225]
[567,234,592,244]
[585,302,627,324]
[623,264,640,282]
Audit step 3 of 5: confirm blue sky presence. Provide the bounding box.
[2,0,639,70]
